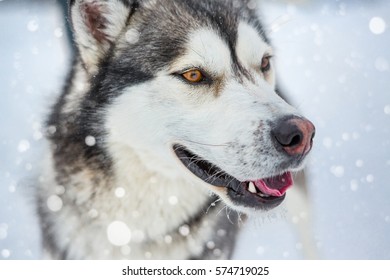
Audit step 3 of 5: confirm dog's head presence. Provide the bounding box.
[70,0,315,213]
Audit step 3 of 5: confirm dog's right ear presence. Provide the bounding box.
[70,0,138,74]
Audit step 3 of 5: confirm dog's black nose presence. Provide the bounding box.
[272,116,315,156]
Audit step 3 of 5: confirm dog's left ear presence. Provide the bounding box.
[70,0,138,74]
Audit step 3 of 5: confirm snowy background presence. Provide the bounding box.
[1,0,389,260]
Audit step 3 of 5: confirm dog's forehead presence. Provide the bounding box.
[172,23,271,75]
[136,0,268,42]
[114,0,271,85]
[135,0,270,71]
[170,28,231,74]
[236,22,273,67]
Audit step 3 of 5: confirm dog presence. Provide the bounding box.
[37,0,315,259]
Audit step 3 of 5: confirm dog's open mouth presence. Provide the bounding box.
[173,145,293,210]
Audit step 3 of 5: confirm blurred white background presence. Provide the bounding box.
[0,0,389,259]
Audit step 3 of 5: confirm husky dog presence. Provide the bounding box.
[38,0,315,259]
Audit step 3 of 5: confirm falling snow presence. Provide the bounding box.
[54,27,63,38]
[213,248,222,257]
[330,165,345,178]
[1,0,390,261]
[355,160,364,168]
[55,185,65,195]
[366,174,375,183]
[247,0,257,10]
[179,225,190,237]
[88,209,99,219]
[256,246,265,256]
[1,249,11,259]
[46,195,63,212]
[207,241,216,250]
[27,19,39,32]
[369,17,386,35]
[125,29,140,44]
[341,133,350,141]
[85,135,96,147]
[164,235,173,244]
[106,221,132,247]
[217,229,226,237]
[168,196,178,205]
[350,180,359,192]
[17,140,30,153]
[47,125,57,135]
[8,184,16,193]
[115,187,126,198]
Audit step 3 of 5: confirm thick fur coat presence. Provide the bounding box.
[38,0,315,260]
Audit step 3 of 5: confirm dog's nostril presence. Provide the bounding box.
[289,134,302,147]
[273,128,303,148]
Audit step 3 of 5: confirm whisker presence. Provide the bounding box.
[225,207,235,225]
[237,211,244,225]
[178,139,229,147]
[216,205,228,217]
[203,169,226,184]
[206,197,222,214]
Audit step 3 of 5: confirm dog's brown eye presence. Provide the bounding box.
[261,56,272,72]
[182,69,204,83]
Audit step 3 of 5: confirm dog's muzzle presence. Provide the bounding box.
[172,115,316,211]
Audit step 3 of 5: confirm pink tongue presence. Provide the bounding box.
[254,172,293,197]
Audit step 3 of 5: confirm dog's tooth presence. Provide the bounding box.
[258,193,270,198]
[248,182,257,194]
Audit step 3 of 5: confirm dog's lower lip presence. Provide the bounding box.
[173,144,290,209]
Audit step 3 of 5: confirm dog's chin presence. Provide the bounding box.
[173,144,295,211]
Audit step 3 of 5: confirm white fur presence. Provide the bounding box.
[62,62,90,115]
[236,22,276,86]
[170,28,232,76]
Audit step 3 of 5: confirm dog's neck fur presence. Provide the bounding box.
[107,141,214,239]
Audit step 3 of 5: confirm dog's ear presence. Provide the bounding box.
[70,0,137,74]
